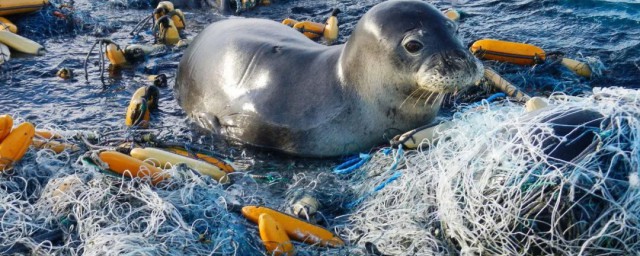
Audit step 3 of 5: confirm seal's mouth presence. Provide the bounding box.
[416,49,484,93]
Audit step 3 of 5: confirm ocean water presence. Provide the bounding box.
[0,0,638,139]
[0,0,638,254]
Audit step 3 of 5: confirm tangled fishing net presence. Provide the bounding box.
[341,87,640,255]
[0,123,352,255]
[2,87,640,255]
[12,0,116,38]
[0,150,263,255]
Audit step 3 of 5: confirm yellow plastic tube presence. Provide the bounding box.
[0,114,12,142]
[0,0,49,16]
[259,213,295,256]
[32,139,80,153]
[0,122,35,171]
[0,30,44,55]
[164,147,235,173]
[282,18,297,27]
[130,147,230,184]
[0,17,17,33]
[470,39,546,66]
[98,151,168,185]
[152,1,174,21]
[35,129,62,140]
[157,1,175,12]
[242,205,344,247]
[292,20,324,39]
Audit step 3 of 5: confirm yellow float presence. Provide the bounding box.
[154,16,180,45]
[0,122,35,171]
[0,16,17,33]
[35,129,63,140]
[98,150,168,185]
[444,9,460,22]
[163,147,235,173]
[106,43,127,66]
[153,1,186,31]
[0,30,44,55]
[0,114,12,141]
[242,205,344,247]
[560,57,592,78]
[284,8,340,45]
[130,147,230,184]
[470,38,593,78]
[258,213,295,256]
[470,39,546,66]
[0,0,49,16]
[131,85,159,110]
[125,97,150,128]
[32,139,80,153]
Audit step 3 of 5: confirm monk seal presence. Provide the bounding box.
[175,0,484,157]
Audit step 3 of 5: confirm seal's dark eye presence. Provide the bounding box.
[404,41,423,53]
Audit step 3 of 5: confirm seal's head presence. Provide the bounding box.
[340,0,483,99]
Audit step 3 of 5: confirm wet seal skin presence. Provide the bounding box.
[175,0,483,157]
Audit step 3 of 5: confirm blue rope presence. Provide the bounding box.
[333,153,371,175]
[385,146,404,173]
[485,92,507,103]
[468,92,507,109]
[373,171,401,192]
[346,146,404,209]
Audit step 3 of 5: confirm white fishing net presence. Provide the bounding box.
[342,87,640,255]
[0,148,268,255]
[2,87,640,255]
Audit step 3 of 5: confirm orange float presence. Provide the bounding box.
[242,206,344,247]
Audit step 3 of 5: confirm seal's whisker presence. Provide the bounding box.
[423,91,437,107]
[435,93,446,107]
[414,90,429,108]
[400,88,423,108]
[173,0,483,157]
[427,92,445,108]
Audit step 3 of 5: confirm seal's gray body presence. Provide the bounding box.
[176,0,483,157]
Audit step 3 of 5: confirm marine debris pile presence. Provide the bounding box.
[342,87,640,255]
[3,87,639,255]
[1,0,639,255]
[0,124,356,255]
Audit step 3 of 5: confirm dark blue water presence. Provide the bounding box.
[1,0,638,134]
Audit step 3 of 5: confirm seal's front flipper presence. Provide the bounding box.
[194,112,223,134]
